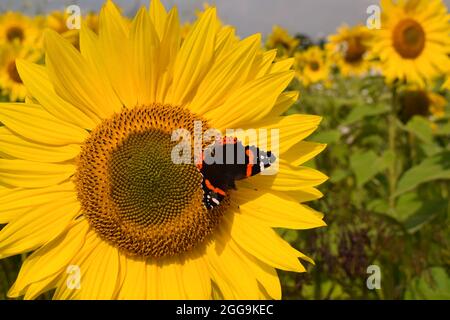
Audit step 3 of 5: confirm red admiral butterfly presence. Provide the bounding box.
[196,137,276,209]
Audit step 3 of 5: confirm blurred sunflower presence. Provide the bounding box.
[372,0,450,86]
[0,12,39,46]
[0,0,326,300]
[266,25,299,58]
[46,11,100,49]
[327,25,374,77]
[443,75,450,90]
[0,43,41,101]
[294,46,330,87]
[398,88,447,122]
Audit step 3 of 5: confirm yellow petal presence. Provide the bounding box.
[214,26,237,61]
[169,8,217,104]
[98,0,137,107]
[225,213,306,272]
[117,256,147,300]
[52,230,98,299]
[16,60,98,129]
[233,192,326,229]
[45,30,121,119]
[269,57,294,73]
[53,231,120,300]
[22,277,59,300]
[0,104,88,145]
[206,71,294,129]
[156,258,188,299]
[0,195,80,259]
[189,34,261,114]
[145,261,159,299]
[149,0,167,39]
[0,127,81,163]
[230,241,281,300]
[206,236,260,299]
[8,219,88,298]
[181,252,211,299]
[283,141,327,166]
[247,49,277,80]
[249,114,322,154]
[130,7,160,104]
[265,91,299,118]
[155,7,181,103]
[78,25,123,114]
[250,161,328,191]
[0,159,75,188]
[0,182,76,224]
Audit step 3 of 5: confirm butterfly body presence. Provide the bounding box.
[197,137,275,209]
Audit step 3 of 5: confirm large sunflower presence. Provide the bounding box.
[294,46,330,87]
[0,0,327,300]
[372,0,450,86]
[327,25,374,77]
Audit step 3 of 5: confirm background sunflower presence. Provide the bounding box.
[371,0,450,86]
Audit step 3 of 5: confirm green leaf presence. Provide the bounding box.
[405,267,450,300]
[403,198,447,233]
[405,116,435,144]
[311,130,340,144]
[330,168,350,183]
[342,104,389,125]
[395,151,450,196]
[394,192,422,221]
[350,150,387,187]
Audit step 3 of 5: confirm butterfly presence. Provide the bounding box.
[196,137,276,209]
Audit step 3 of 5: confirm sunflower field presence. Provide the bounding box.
[0,0,449,300]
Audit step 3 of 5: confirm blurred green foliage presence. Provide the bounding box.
[279,74,450,300]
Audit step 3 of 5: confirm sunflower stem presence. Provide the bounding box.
[388,85,398,212]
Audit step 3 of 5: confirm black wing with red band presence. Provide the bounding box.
[196,137,276,209]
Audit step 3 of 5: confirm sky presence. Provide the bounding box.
[1,0,450,39]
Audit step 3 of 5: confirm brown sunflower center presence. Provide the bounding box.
[344,37,366,63]
[7,61,22,84]
[392,18,426,59]
[6,26,24,42]
[399,90,430,122]
[309,61,320,71]
[75,104,228,258]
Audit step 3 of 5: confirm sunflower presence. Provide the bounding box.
[0,0,327,300]
[0,43,42,101]
[327,25,374,77]
[294,46,330,87]
[0,11,39,46]
[372,0,450,86]
[398,88,447,122]
[45,11,100,49]
[443,75,450,90]
[266,25,299,58]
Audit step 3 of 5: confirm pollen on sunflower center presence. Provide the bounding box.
[392,18,426,59]
[75,104,228,258]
